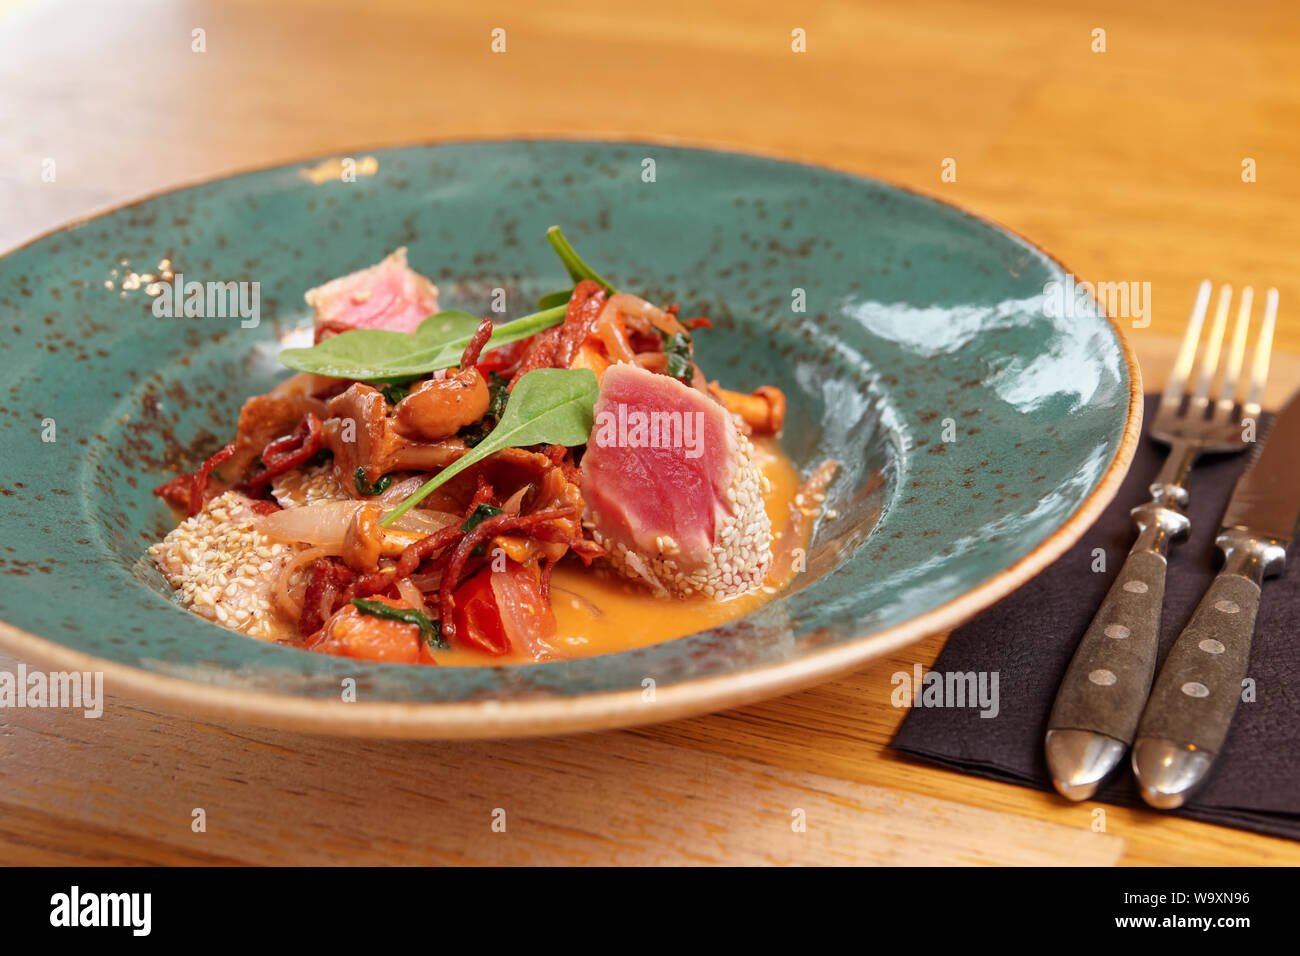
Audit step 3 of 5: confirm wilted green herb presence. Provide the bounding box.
[461,503,504,533]
[351,598,445,649]
[379,381,414,404]
[661,330,694,383]
[459,372,510,448]
[461,502,506,554]
[354,468,392,497]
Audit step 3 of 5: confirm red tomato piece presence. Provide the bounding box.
[451,566,512,656]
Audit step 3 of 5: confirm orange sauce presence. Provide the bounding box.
[433,437,810,665]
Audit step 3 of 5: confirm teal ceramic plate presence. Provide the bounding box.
[0,140,1140,737]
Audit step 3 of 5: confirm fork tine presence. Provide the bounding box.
[1162,279,1212,411]
[1215,286,1253,420]
[1242,287,1278,422]
[1190,284,1232,410]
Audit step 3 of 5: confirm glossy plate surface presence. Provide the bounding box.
[0,140,1140,736]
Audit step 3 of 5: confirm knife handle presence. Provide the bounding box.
[1045,502,1188,800]
[1132,528,1286,808]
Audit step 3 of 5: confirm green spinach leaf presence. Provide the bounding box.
[279,227,611,381]
[278,306,565,381]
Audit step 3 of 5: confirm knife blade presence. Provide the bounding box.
[1132,388,1300,808]
[1219,400,1300,543]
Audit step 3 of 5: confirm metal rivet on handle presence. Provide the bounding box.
[1123,581,1149,594]
[1089,669,1118,686]
[1104,624,1130,639]
[1181,681,1210,698]
[1214,599,1240,614]
[1198,638,1226,655]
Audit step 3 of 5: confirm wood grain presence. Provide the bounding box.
[0,689,1127,866]
[1,0,1298,865]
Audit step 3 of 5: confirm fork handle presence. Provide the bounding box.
[1132,529,1286,808]
[1045,501,1189,799]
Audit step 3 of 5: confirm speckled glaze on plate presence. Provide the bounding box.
[0,140,1140,737]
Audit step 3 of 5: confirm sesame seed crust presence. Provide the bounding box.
[589,430,773,601]
[148,491,302,640]
[271,463,347,508]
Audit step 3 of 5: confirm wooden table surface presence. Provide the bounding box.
[2,0,1298,865]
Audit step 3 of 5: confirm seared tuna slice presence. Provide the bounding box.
[305,247,439,340]
[580,364,772,599]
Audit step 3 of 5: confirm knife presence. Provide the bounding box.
[1131,389,1300,808]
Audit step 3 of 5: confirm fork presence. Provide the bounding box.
[1045,280,1277,800]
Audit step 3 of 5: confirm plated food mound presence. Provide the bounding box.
[149,227,836,665]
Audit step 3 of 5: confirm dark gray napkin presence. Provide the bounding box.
[892,395,1300,841]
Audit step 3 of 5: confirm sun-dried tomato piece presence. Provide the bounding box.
[152,440,237,517]
[245,413,324,491]
[298,557,356,639]
[554,280,607,368]
[508,326,562,389]
[460,316,496,370]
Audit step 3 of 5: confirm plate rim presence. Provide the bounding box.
[0,135,1144,738]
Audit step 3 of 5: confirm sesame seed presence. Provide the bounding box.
[151,491,300,640]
